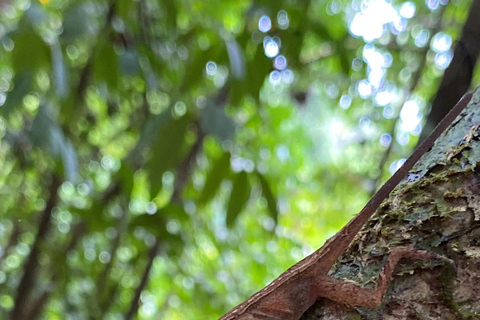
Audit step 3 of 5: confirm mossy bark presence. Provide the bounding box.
[301,89,480,320]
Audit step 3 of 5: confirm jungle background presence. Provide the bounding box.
[0,0,478,319]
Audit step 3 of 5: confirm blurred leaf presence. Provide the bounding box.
[231,44,270,105]
[1,72,33,116]
[336,36,352,76]
[60,3,97,43]
[120,48,140,76]
[198,151,231,205]
[146,114,191,196]
[117,0,136,21]
[282,30,304,66]
[226,39,246,80]
[10,30,51,72]
[311,21,335,42]
[60,138,79,182]
[74,201,110,232]
[51,42,69,99]
[94,42,119,89]
[226,171,251,227]
[30,104,78,181]
[117,160,135,198]
[247,47,271,98]
[256,171,279,224]
[163,0,177,27]
[129,204,187,243]
[24,2,49,26]
[129,109,172,160]
[181,46,218,92]
[199,102,236,142]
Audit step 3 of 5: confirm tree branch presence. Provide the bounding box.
[9,175,62,320]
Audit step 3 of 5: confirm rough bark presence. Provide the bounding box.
[301,89,480,319]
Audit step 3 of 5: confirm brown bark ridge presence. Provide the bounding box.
[418,0,480,144]
[302,88,480,319]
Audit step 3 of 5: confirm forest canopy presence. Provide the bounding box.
[0,0,476,319]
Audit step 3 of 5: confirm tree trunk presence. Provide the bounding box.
[301,89,480,319]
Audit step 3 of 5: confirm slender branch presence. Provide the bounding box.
[0,222,20,266]
[171,125,205,203]
[75,0,118,106]
[9,175,62,320]
[124,124,206,319]
[124,240,160,320]
[24,221,86,320]
[98,213,128,318]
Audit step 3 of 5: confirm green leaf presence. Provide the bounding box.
[60,138,78,182]
[198,151,231,205]
[226,39,245,80]
[94,42,119,89]
[129,204,187,243]
[117,160,135,198]
[180,46,218,92]
[30,104,78,181]
[231,44,270,105]
[226,171,251,227]
[199,102,236,142]
[74,201,110,232]
[24,3,49,26]
[129,109,172,160]
[1,72,33,116]
[60,3,97,43]
[163,0,177,27]
[117,0,136,21]
[146,114,191,196]
[11,30,50,72]
[120,48,140,76]
[256,171,279,224]
[51,42,69,99]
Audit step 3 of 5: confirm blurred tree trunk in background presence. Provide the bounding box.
[419,0,480,144]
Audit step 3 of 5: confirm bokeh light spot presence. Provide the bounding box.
[400,1,416,18]
[435,51,452,70]
[397,131,410,145]
[389,158,406,174]
[0,295,13,310]
[263,37,279,58]
[374,91,391,106]
[400,100,421,132]
[414,29,430,47]
[99,251,111,264]
[269,70,281,85]
[383,105,394,118]
[379,133,392,146]
[350,0,399,42]
[431,32,452,52]
[146,202,157,215]
[258,15,272,32]
[274,55,287,70]
[206,61,217,75]
[339,94,352,109]
[358,79,372,98]
[426,0,440,10]
[281,69,294,83]
[277,10,289,29]
[174,101,187,117]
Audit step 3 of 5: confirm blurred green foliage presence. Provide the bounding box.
[0,0,472,318]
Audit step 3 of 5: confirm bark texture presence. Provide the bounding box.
[301,89,480,319]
